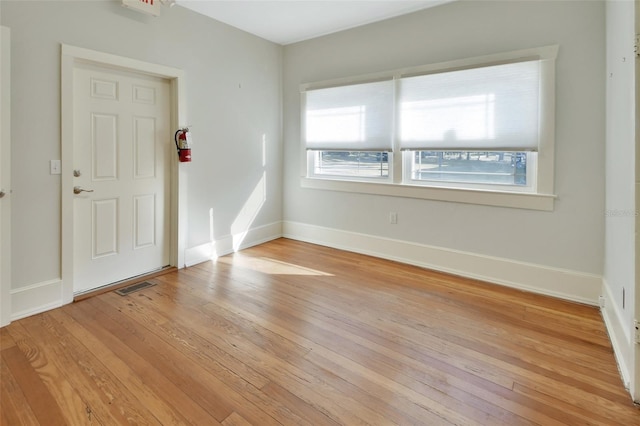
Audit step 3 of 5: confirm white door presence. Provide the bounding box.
[0,26,11,326]
[73,63,170,293]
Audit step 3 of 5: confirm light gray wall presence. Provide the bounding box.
[283,0,606,275]
[2,1,283,290]
[604,0,636,379]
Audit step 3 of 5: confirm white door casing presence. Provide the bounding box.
[634,0,640,404]
[0,26,11,327]
[73,64,170,293]
[61,45,187,303]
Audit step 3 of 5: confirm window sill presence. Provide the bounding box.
[300,177,556,211]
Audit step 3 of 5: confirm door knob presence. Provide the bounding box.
[73,186,94,194]
[0,190,5,199]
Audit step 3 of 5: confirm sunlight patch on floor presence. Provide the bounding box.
[218,256,333,276]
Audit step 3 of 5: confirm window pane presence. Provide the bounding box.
[408,151,527,186]
[312,151,389,179]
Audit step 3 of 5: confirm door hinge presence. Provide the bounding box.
[636,34,640,57]
[635,320,640,344]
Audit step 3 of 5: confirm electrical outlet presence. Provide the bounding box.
[389,212,398,224]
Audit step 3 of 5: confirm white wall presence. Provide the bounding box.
[1,1,282,315]
[283,1,605,300]
[603,0,636,391]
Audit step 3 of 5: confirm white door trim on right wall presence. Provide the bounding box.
[60,45,188,305]
[633,0,640,404]
[0,26,11,327]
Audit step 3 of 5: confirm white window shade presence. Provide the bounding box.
[399,60,541,151]
[304,80,394,151]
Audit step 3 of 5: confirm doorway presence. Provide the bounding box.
[72,63,171,293]
[60,45,186,303]
[634,0,640,404]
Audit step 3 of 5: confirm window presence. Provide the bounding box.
[304,79,394,182]
[301,46,558,210]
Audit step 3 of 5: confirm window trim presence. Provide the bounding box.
[300,176,556,211]
[299,45,559,211]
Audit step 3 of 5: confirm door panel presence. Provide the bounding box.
[73,64,170,293]
[134,194,156,249]
[92,113,118,180]
[92,198,119,258]
[133,116,156,178]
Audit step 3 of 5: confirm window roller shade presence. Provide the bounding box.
[398,60,541,152]
[304,80,394,151]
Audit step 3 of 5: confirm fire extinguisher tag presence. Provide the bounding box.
[185,131,193,147]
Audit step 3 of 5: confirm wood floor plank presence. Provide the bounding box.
[214,248,626,401]
[2,327,78,426]
[0,356,39,426]
[257,287,586,425]
[216,250,616,370]
[97,290,316,426]
[153,269,455,425]
[82,295,282,426]
[222,412,253,426]
[18,312,162,426]
[0,328,15,351]
[258,382,342,426]
[64,301,223,426]
[188,291,492,424]
[145,281,410,425]
[198,294,492,421]
[102,288,271,390]
[1,238,638,425]
[512,382,633,426]
[48,308,194,426]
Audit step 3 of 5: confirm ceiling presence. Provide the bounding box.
[176,0,452,45]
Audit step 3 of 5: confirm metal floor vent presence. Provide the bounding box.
[115,281,156,296]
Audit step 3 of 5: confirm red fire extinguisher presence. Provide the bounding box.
[174,128,192,162]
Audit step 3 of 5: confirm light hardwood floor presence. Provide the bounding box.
[1,238,639,425]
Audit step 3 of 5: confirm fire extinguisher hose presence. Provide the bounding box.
[174,129,182,153]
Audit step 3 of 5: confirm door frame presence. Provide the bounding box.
[60,45,186,304]
[1,26,11,327]
[634,0,640,404]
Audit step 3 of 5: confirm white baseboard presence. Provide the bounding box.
[283,221,602,305]
[10,279,63,322]
[601,279,632,390]
[185,221,283,267]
